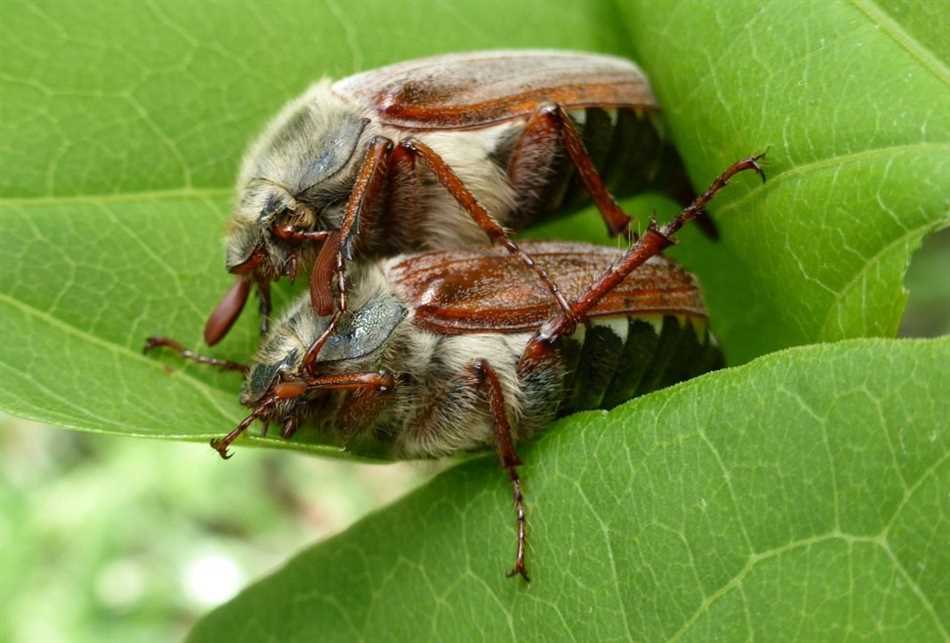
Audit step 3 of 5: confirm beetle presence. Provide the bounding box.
[206,49,713,354]
[149,156,764,579]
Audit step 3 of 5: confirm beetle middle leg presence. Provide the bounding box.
[398,138,577,331]
[471,357,530,582]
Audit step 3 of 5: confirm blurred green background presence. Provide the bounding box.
[0,417,439,642]
[899,227,950,338]
[1,225,945,643]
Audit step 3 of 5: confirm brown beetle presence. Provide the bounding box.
[206,50,711,356]
[150,156,763,580]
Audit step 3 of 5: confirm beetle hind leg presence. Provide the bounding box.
[519,153,766,363]
[524,103,636,234]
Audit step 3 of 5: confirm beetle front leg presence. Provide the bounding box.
[256,277,271,336]
[314,136,393,316]
[472,358,530,582]
[300,137,393,366]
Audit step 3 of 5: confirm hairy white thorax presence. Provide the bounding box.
[236,80,370,194]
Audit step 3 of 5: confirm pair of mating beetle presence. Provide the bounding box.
[147,50,764,580]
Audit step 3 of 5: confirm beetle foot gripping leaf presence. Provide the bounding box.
[209,397,278,459]
[661,152,766,239]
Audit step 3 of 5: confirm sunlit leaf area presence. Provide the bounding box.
[1,0,947,640]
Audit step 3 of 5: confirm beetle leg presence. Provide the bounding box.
[280,416,299,440]
[276,371,396,395]
[472,358,530,582]
[531,103,631,235]
[338,136,393,260]
[521,153,766,362]
[271,225,333,243]
[520,103,721,240]
[385,142,421,250]
[303,137,393,364]
[303,233,345,374]
[400,138,577,333]
[310,137,392,315]
[210,397,277,459]
[144,336,249,374]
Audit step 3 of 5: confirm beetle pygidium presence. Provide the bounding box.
[149,156,764,579]
[205,49,712,353]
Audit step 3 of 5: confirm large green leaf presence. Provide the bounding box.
[188,337,950,641]
[618,0,950,362]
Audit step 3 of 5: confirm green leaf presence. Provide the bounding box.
[188,338,950,641]
[616,0,950,363]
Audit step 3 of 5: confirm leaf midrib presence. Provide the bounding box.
[0,290,237,422]
[0,187,232,208]
[714,142,950,219]
[850,0,950,88]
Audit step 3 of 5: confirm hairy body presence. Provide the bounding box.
[149,153,764,579]
[208,50,696,345]
[242,243,719,459]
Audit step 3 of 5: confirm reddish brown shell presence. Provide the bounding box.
[386,242,707,335]
[332,50,656,130]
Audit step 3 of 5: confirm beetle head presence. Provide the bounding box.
[227,85,370,279]
[207,84,371,346]
[226,180,310,278]
[212,285,403,458]
[240,291,407,406]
